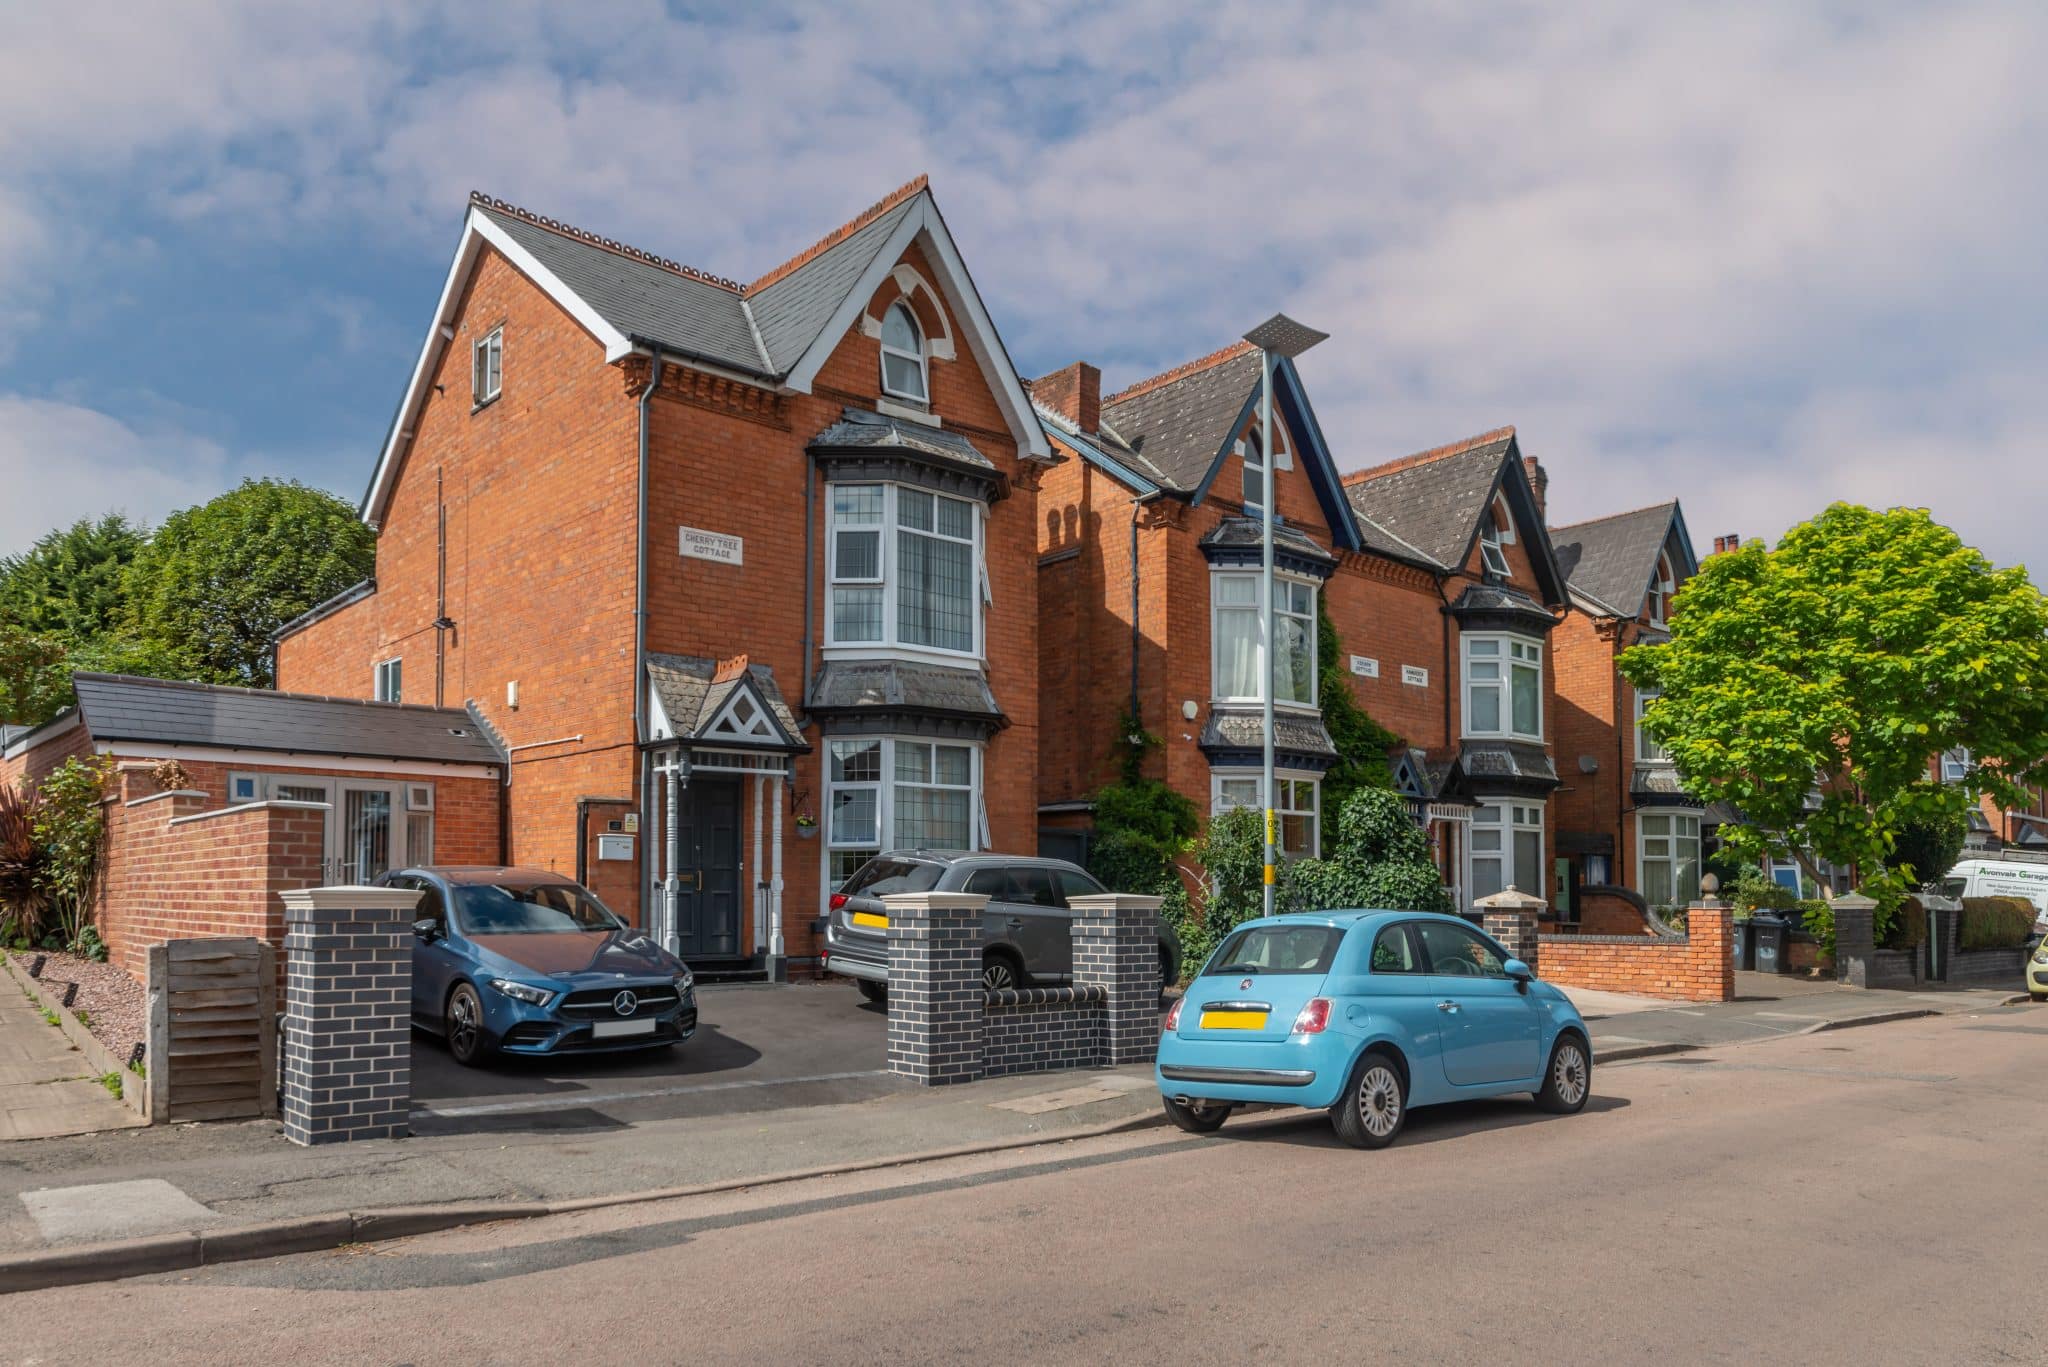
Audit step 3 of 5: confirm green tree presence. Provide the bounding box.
[0,514,148,642]
[125,480,374,687]
[1316,599,1401,817]
[1085,709,1201,894]
[0,627,72,727]
[1619,504,2048,902]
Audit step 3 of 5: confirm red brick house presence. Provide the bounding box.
[1547,501,1704,927]
[1034,343,1571,913]
[272,177,1053,978]
[0,673,502,981]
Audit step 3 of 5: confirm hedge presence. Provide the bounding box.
[1958,896,2036,950]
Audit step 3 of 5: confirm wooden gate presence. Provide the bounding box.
[146,937,277,1123]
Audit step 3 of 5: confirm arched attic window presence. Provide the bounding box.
[1647,551,1676,625]
[1478,495,1514,576]
[1239,417,1292,509]
[880,301,928,403]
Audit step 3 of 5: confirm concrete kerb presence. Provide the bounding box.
[1,951,147,1121]
[0,1108,1168,1295]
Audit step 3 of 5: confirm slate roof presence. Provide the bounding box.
[1341,428,1517,571]
[1445,582,1560,633]
[1550,502,1682,618]
[1197,516,1337,567]
[1451,740,1561,792]
[806,660,1004,723]
[1099,344,1264,492]
[43,674,504,767]
[469,178,928,384]
[809,407,995,471]
[645,654,807,750]
[1198,709,1339,761]
[1630,765,1703,806]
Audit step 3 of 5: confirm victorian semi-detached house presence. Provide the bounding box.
[275,177,1054,979]
[1547,501,1705,927]
[1034,343,1572,913]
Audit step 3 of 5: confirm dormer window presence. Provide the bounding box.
[1479,498,1513,577]
[879,302,928,403]
[1239,418,1292,510]
[1647,552,1676,626]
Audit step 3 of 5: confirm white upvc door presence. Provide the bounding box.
[263,776,407,884]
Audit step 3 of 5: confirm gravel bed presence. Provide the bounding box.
[10,950,146,1065]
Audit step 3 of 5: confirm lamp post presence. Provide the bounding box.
[1241,314,1328,916]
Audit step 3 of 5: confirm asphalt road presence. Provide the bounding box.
[9,1008,2044,1365]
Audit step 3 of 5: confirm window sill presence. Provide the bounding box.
[471,394,500,415]
[822,643,986,669]
[1460,732,1547,746]
[876,396,939,427]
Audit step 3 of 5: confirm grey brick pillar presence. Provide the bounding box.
[1476,886,1545,972]
[279,885,421,1145]
[883,892,989,1086]
[1833,891,1877,989]
[1070,893,1162,1066]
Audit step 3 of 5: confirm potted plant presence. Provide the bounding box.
[792,790,819,840]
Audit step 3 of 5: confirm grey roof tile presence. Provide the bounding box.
[747,199,920,373]
[809,407,994,471]
[807,660,1002,720]
[67,674,503,767]
[646,653,807,749]
[1100,346,1263,492]
[1550,503,1682,619]
[1196,516,1336,566]
[1630,766,1703,805]
[1198,708,1338,760]
[1342,430,1515,570]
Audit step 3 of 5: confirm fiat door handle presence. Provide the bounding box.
[1005,918,1025,930]
[1437,1000,1460,1013]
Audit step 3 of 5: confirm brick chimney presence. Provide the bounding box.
[1034,362,1101,434]
[1711,532,1742,555]
[1522,455,1548,519]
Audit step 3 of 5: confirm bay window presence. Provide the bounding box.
[827,483,981,656]
[1470,801,1544,902]
[1213,772,1320,858]
[826,736,981,886]
[1638,811,1701,911]
[1463,634,1542,740]
[1212,572,1316,706]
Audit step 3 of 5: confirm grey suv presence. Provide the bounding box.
[821,850,1182,1001]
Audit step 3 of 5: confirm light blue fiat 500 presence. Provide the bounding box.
[1157,911,1592,1148]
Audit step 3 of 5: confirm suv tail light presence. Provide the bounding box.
[1163,996,1184,1032]
[829,893,849,911]
[1292,998,1332,1035]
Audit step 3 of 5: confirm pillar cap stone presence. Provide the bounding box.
[1067,893,1165,913]
[280,886,424,913]
[1831,890,1879,911]
[878,892,992,912]
[1475,886,1546,914]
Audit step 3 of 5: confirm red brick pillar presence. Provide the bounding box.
[1687,902,1734,1002]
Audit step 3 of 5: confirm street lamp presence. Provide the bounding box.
[1241,313,1328,916]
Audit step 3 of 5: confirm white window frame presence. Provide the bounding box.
[227,772,260,803]
[1212,769,1321,859]
[1635,689,1670,765]
[1647,551,1675,626]
[1637,809,1701,911]
[823,735,984,890]
[472,326,502,407]
[1478,494,1514,576]
[1469,800,1545,903]
[1237,416,1293,509]
[1210,569,1318,709]
[1461,632,1542,741]
[373,657,403,704]
[1940,747,1971,783]
[878,301,929,403]
[824,483,985,662]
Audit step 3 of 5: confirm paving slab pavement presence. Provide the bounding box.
[0,973,142,1142]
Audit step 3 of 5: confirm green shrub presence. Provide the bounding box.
[1084,711,1200,895]
[1285,787,1451,915]
[1882,896,1926,950]
[1729,866,1799,914]
[0,782,43,944]
[1959,896,2035,950]
[29,755,113,956]
[1885,814,1968,889]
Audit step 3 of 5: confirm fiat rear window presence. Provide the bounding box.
[1206,925,1345,976]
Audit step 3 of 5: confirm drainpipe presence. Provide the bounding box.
[634,352,664,927]
[1436,574,1456,745]
[802,456,817,702]
[1128,491,1160,722]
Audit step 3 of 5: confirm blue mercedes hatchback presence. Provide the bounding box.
[377,866,697,1067]
[1156,911,1591,1148]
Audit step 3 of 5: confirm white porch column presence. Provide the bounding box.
[751,773,766,958]
[769,775,786,980]
[663,762,682,955]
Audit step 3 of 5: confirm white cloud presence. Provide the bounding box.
[0,1,2044,568]
[0,398,236,553]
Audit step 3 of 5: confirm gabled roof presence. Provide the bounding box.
[1341,426,1569,604]
[1083,341,1363,552]
[6,674,505,768]
[646,653,808,752]
[1550,501,1698,620]
[361,178,1047,525]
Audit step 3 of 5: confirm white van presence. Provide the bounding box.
[1941,858,2048,933]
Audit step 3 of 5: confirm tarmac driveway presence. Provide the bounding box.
[409,978,896,1135]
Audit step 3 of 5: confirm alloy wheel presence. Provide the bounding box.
[448,987,480,1059]
[1358,1064,1402,1138]
[1552,1041,1589,1107]
[982,958,1017,991]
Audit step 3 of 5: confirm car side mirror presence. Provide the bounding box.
[1503,957,1533,985]
[413,918,441,942]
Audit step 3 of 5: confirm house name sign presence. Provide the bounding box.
[679,526,743,566]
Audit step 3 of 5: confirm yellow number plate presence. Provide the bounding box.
[851,912,889,929]
[1199,1010,1268,1030]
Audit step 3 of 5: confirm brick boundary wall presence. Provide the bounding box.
[883,892,1162,1085]
[1538,903,1733,1002]
[103,787,327,986]
[985,986,1106,1078]
[279,886,420,1145]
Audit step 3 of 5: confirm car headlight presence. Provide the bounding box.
[673,968,695,992]
[2033,950,2048,965]
[486,978,557,1007]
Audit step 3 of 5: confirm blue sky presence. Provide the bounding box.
[3,1,2044,571]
